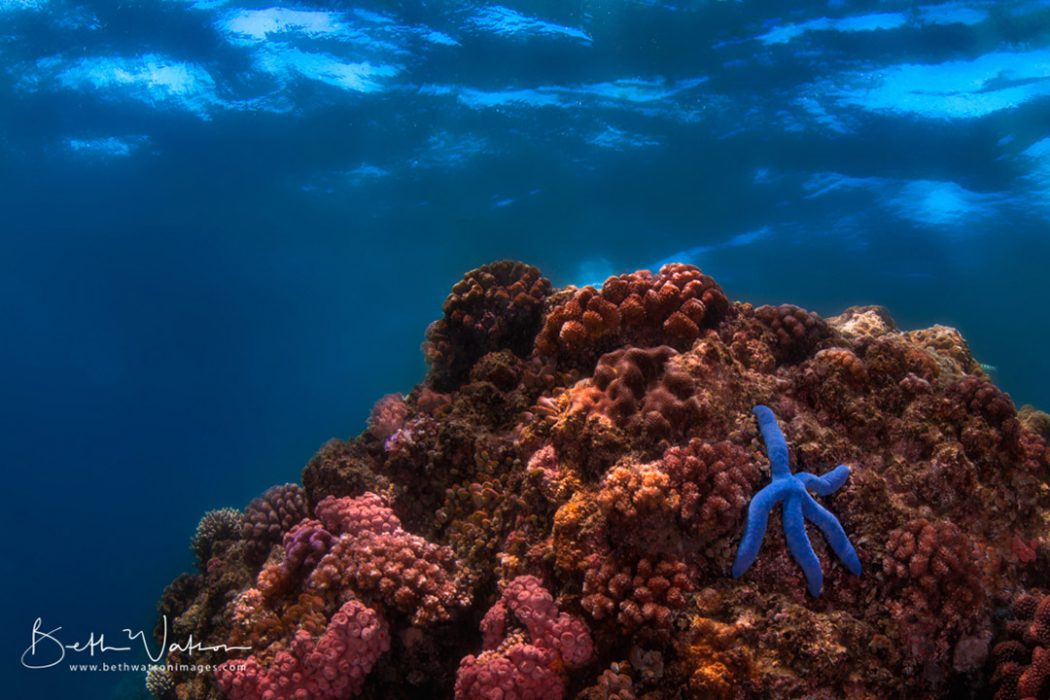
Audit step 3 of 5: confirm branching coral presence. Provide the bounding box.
[991,592,1050,700]
[191,507,243,566]
[581,554,694,632]
[754,304,831,364]
[596,439,759,556]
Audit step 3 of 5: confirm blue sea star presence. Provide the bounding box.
[731,404,862,596]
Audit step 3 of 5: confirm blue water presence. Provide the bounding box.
[2,1,1049,697]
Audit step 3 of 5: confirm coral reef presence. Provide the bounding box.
[155,261,1050,699]
[991,592,1050,699]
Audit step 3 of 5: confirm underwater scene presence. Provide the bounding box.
[4,0,1050,698]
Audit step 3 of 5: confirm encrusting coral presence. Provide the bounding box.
[155,260,1050,699]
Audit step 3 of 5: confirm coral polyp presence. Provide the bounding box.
[154,261,1050,699]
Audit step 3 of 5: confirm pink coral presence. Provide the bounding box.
[216,598,389,700]
[367,393,411,442]
[455,575,593,700]
[315,492,401,538]
[309,493,469,624]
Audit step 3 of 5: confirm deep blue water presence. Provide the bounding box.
[2,1,1050,697]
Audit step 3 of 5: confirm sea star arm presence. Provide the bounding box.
[783,494,823,596]
[797,464,850,495]
[801,494,862,575]
[731,483,787,578]
[753,405,790,479]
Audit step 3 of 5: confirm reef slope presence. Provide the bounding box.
[155,261,1050,700]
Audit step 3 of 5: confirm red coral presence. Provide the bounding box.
[661,439,760,543]
[882,519,986,669]
[992,592,1050,700]
[455,575,592,700]
[216,598,389,700]
[581,555,694,632]
[952,376,1018,432]
[424,260,551,389]
[535,264,728,369]
[883,519,984,617]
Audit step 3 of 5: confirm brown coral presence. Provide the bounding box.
[576,345,702,450]
[424,260,551,389]
[535,263,728,369]
[753,303,832,364]
[242,483,309,562]
[596,439,759,557]
[581,554,695,632]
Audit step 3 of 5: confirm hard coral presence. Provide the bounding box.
[191,507,243,566]
[216,598,389,700]
[243,484,309,562]
[581,554,694,632]
[535,263,728,370]
[662,438,760,544]
[301,438,389,506]
[583,345,701,449]
[455,575,592,700]
[753,304,831,364]
[309,493,469,625]
[991,592,1050,700]
[367,393,411,443]
[883,518,984,616]
[425,260,551,390]
[882,518,986,668]
[596,439,759,556]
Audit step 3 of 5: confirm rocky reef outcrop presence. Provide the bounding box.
[153,260,1050,699]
